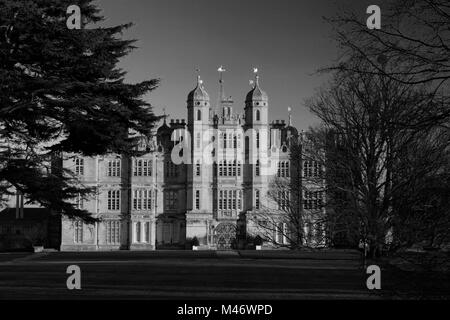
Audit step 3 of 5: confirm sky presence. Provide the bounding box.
[95,0,376,130]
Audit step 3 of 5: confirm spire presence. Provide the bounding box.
[218,66,226,101]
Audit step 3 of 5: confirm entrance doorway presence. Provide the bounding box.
[214,223,236,250]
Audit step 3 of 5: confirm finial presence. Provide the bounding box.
[195,67,201,86]
[218,65,226,84]
[288,107,292,126]
[218,65,227,101]
[253,67,259,86]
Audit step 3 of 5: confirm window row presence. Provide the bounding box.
[217,160,242,177]
[220,132,242,149]
[74,220,121,244]
[74,158,153,178]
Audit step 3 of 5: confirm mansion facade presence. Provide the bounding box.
[59,73,325,251]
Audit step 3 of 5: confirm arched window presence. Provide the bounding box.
[233,135,237,148]
[223,133,227,149]
[256,110,260,121]
[197,109,201,121]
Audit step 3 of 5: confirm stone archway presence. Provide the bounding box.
[214,222,236,250]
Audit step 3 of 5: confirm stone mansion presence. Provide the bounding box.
[55,72,325,251]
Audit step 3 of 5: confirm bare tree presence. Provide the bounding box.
[248,139,326,250]
[306,63,449,258]
[328,0,450,87]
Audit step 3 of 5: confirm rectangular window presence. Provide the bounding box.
[195,190,200,210]
[278,191,290,210]
[196,132,201,149]
[134,159,152,176]
[303,190,322,210]
[145,222,150,243]
[164,191,178,210]
[106,220,120,244]
[256,132,260,149]
[238,191,242,210]
[76,193,84,209]
[133,189,152,210]
[74,220,83,243]
[107,159,121,177]
[75,158,84,176]
[135,222,141,243]
[255,190,260,210]
[304,160,320,178]
[107,190,120,211]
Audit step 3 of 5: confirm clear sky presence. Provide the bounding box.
[96,0,376,130]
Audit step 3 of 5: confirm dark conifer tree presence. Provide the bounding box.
[0,0,160,221]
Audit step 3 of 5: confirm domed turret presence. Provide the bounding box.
[157,119,170,136]
[245,76,268,103]
[244,69,269,125]
[187,75,209,102]
[157,117,172,149]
